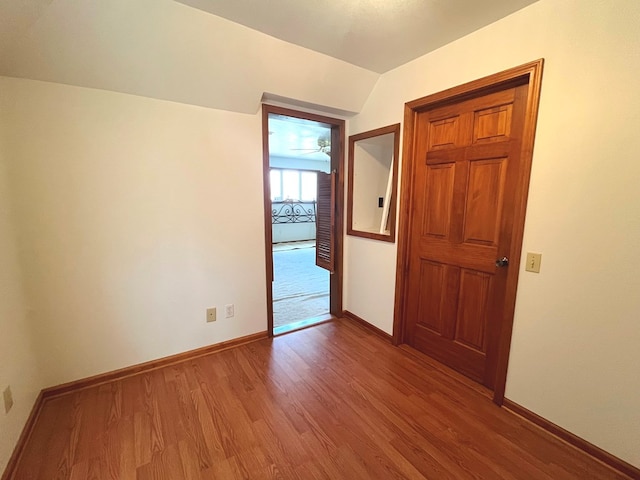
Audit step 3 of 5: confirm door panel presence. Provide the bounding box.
[454,269,490,351]
[404,84,529,387]
[463,158,507,246]
[422,164,455,239]
[473,104,513,144]
[427,116,461,150]
[415,261,447,335]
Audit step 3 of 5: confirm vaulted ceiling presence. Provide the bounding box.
[0,0,539,114]
[176,0,539,73]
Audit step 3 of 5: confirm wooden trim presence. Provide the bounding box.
[2,332,269,478]
[392,106,418,346]
[405,60,540,111]
[492,60,545,405]
[503,399,640,479]
[1,392,45,480]
[347,123,400,243]
[42,331,269,399]
[261,106,275,336]
[342,310,393,343]
[261,104,346,329]
[393,60,545,402]
[330,116,346,316]
[261,104,345,131]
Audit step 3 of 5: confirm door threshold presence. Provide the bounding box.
[273,313,335,336]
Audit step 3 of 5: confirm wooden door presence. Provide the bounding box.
[404,83,529,389]
[316,171,335,272]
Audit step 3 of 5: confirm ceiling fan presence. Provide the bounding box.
[291,134,331,156]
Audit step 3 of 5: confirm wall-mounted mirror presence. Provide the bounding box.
[347,123,400,242]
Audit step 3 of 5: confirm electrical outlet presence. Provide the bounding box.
[525,252,542,273]
[3,386,13,414]
[225,304,234,318]
[206,307,217,323]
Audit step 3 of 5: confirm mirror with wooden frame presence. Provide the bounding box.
[347,123,400,242]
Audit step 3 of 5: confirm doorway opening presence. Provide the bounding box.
[262,105,345,336]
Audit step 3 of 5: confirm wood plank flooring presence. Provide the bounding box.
[9,319,630,479]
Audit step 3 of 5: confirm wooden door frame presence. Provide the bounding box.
[393,60,544,405]
[261,104,345,336]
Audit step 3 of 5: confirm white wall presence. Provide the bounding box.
[345,0,640,468]
[0,76,268,388]
[0,111,43,472]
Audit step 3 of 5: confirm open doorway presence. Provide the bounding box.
[262,105,344,336]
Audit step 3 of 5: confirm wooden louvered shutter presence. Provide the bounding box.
[316,171,335,272]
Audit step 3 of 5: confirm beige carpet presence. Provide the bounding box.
[272,243,329,328]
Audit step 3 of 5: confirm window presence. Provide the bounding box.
[300,171,317,201]
[282,170,299,201]
[270,169,318,201]
[269,170,281,201]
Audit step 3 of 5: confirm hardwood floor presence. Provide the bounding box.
[9,320,629,479]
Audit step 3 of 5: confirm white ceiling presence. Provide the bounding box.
[0,0,378,114]
[176,0,539,73]
[268,115,332,161]
[0,0,539,113]
[0,0,51,44]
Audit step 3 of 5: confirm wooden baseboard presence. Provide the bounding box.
[503,399,639,479]
[341,310,392,343]
[2,331,269,479]
[42,330,269,399]
[1,392,45,480]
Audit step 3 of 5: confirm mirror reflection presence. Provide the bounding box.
[347,124,400,242]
